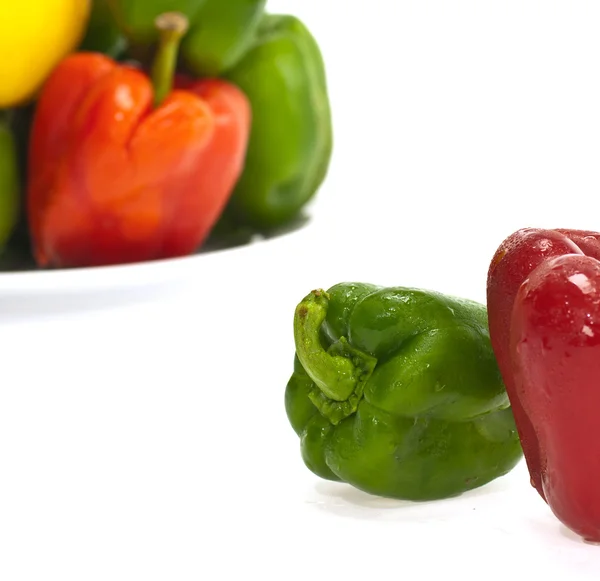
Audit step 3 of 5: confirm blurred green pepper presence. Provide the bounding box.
[80,0,127,58]
[183,0,266,76]
[224,14,333,230]
[106,0,265,75]
[0,114,20,252]
[106,0,204,46]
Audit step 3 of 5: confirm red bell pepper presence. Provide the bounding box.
[487,227,600,541]
[27,12,251,268]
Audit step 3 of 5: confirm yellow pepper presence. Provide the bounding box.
[0,1,91,108]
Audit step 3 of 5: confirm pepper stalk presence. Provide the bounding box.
[294,289,377,424]
[151,12,189,107]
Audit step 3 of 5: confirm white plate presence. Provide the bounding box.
[0,213,311,321]
[0,214,310,294]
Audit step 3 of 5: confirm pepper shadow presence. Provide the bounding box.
[309,472,519,522]
[519,497,589,546]
[560,525,587,544]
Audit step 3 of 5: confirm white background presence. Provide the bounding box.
[2,0,600,579]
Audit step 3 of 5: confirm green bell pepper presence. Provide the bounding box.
[285,284,523,501]
[0,114,20,252]
[224,14,333,230]
[105,0,204,46]
[181,0,266,76]
[79,0,127,58]
[105,0,265,75]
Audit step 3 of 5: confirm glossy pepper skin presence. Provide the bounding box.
[106,0,266,75]
[487,228,600,541]
[27,13,250,268]
[285,284,522,501]
[224,14,333,230]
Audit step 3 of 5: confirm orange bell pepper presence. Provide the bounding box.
[27,12,251,268]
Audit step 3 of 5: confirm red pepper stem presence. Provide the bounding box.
[151,12,189,108]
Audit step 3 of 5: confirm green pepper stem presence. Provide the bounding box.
[294,290,377,424]
[294,290,355,401]
[151,12,189,108]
